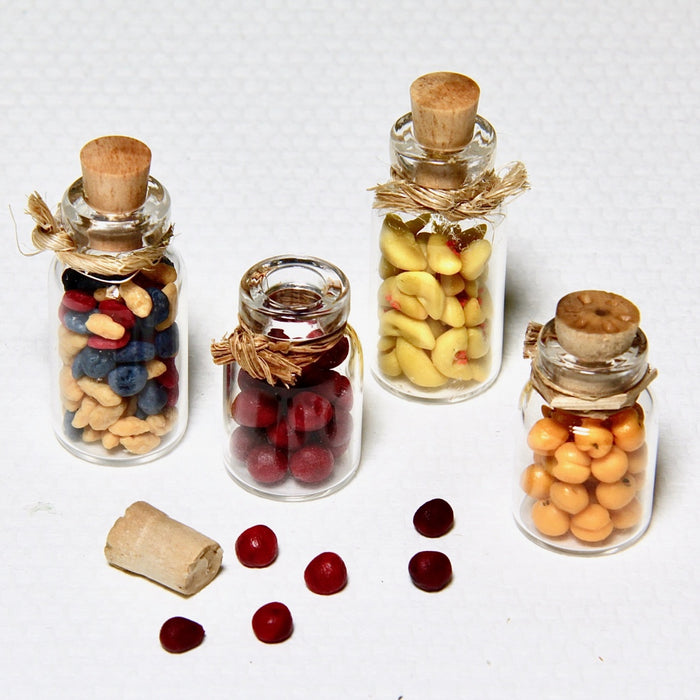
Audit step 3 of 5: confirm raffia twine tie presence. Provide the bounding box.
[523,321,657,416]
[24,192,173,276]
[211,319,357,387]
[371,161,529,222]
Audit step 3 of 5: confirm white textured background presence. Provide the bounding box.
[1,1,699,698]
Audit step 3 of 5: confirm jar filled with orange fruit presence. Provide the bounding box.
[514,290,658,555]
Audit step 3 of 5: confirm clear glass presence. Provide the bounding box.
[223,256,363,501]
[513,321,658,555]
[372,113,507,402]
[49,176,188,465]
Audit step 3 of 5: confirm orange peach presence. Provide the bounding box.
[596,475,637,510]
[531,500,570,537]
[610,498,643,529]
[527,417,570,454]
[610,406,645,452]
[549,481,589,515]
[591,445,629,483]
[573,418,614,458]
[551,442,592,484]
[521,464,555,500]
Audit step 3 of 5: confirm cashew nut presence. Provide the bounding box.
[464,297,486,327]
[459,239,492,280]
[120,280,153,318]
[379,310,436,350]
[377,347,402,377]
[395,338,447,387]
[440,296,466,327]
[466,327,489,359]
[379,214,427,271]
[85,313,126,340]
[395,271,446,320]
[439,274,465,297]
[155,282,178,331]
[378,277,428,320]
[431,328,474,381]
[427,233,462,275]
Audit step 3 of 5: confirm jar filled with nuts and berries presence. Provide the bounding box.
[29,136,187,464]
[371,72,528,402]
[514,290,658,555]
[211,255,363,501]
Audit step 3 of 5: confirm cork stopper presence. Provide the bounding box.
[410,72,480,152]
[80,136,152,215]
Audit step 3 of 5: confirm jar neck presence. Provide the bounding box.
[238,256,350,341]
[59,176,171,253]
[390,112,497,189]
[533,319,649,399]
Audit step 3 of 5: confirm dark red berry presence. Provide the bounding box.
[246,445,288,483]
[319,408,353,448]
[408,551,452,592]
[252,602,293,643]
[98,299,135,329]
[313,370,354,411]
[304,552,348,595]
[413,498,454,538]
[266,417,306,450]
[231,389,280,428]
[288,391,333,432]
[87,329,131,349]
[62,290,97,312]
[159,616,205,653]
[289,445,334,483]
[312,336,349,370]
[235,524,278,568]
[155,357,179,388]
[230,426,266,460]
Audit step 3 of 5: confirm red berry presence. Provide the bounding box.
[252,602,293,643]
[230,426,266,460]
[408,551,452,592]
[288,391,333,432]
[155,357,179,388]
[313,370,354,411]
[266,417,306,450]
[235,524,278,568]
[304,552,348,595]
[312,336,349,370]
[159,616,205,653]
[413,498,454,538]
[87,329,131,349]
[98,299,135,329]
[62,290,96,312]
[289,445,334,483]
[231,389,280,428]
[246,445,288,483]
[319,408,353,449]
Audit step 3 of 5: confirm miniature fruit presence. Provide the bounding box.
[413,498,454,537]
[159,617,205,653]
[304,552,348,595]
[235,524,279,568]
[408,551,452,592]
[252,602,293,643]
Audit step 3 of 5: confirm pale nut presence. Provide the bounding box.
[554,290,640,361]
[379,256,400,280]
[379,277,428,320]
[145,408,177,437]
[93,285,120,302]
[463,297,486,327]
[440,296,466,327]
[62,397,82,412]
[377,335,397,352]
[396,271,446,320]
[121,433,161,455]
[88,401,128,431]
[464,279,480,298]
[109,416,151,437]
[58,325,88,364]
[101,431,121,450]
[377,347,402,377]
[379,310,436,350]
[85,313,126,340]
[468,355,491,382]
[146,359,167,379]
[395,337,447,387]
[464,327,487,359]
[81,427,103,443]
[120,280,153,318]
[155,282,178,332]
[72,396,99,429]
[431,327,473,381]
[439,274,465,296]
[141,261,177,286]
[426,233,462,275]
[459,239,491,280]
[60,366,86,403]
[379,214,427,271]
[77,376,123,407]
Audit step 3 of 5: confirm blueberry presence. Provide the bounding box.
[108,364,149,397]
[61,308,95,335]
[137,380,168,415]
[61,268,107,294]
[131,316,156,342]
[145,287,170,326]
[71,354,84,379]
[63,411,82,441]
[76,346,116,379]
[115,341,156,364]
[155,323,179,358]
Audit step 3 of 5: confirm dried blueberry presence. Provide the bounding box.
[115,341,156,364]
[145,287,170,326]
[108,364,149,397]
[61,268,107,294]
[137,380,168,415]
[76,347,116,379]
[60,307,95,335]
[155,323,179,358]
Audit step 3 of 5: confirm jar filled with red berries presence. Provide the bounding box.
[32,136,187,465]
[514,290,658,555]
[213,255,363,500]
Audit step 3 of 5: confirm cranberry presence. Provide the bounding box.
[159,616,205,653]
[266,417,306,450]
[408,551,452,592]
[237,369,266,391]
[312,336,349,370]
[62,290,96,312]
[252,602,293,643]
[98,299,136,329]
[288,391,333,432]
[235,524,278,568]
[304,552,348,595]
[155,357,179,389]
[246,445,288,483]
[87,330,131,350]
[289,445,334,483]
[319,408,353,448]
[230,426,266,460]
[231,389,280,428]
[313,370,354,411]
[413,498,454,538]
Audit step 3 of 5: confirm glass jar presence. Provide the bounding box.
[49,136,187,464]
[221,255,363,501]
[514,309,658,555]
[372,72,521,403]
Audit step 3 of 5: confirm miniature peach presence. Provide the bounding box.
[527,418,569,454]
[551,442,591,484]
[596,475,637,510]
[570,520,614,543]
[590,445,629,483]
[531,500,570,537]
[609,406,645,452]
[573,418,614,458]
[549,481,589,515]
[626,443,648,475]
[521,464,555,500]
[570,503,613,542]
[609,498,643,529]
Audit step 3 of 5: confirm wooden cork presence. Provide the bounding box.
[410,72,480,152]
[104,501,223,596]
[80,136,152,215]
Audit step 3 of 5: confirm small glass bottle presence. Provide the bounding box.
[218,255,363,501]
[48,136,187,464]
[372,72,524,402]
[514,290,658,555]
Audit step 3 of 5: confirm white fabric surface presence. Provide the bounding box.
[1,1,699,698]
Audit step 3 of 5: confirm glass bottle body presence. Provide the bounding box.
[372,113,506,402]
[50,177,188,464]
[223,256,363,501]
[513,321,658,555]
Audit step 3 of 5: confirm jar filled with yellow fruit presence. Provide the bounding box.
[514,290,658,555]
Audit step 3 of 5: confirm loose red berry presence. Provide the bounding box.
[235,524,279,568]
[246,445,288,483]
[304,551,348,595]
[289,445,334,483]
[252,602,293,643]
[413,498,454,538]
[159,616,205,653]
[408,551,452,592]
